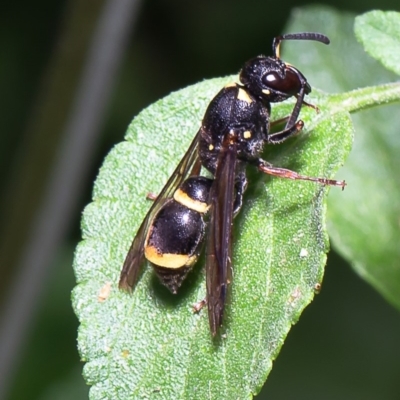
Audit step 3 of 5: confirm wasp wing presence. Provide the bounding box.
[206,138,237,336]
[119,131,202,291]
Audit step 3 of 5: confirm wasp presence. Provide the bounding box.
[119,32,345,336]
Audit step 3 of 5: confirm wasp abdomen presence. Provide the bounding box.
[144,176,212,293]
[145,202,204,267]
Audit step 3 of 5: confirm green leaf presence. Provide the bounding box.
[73,75,352,398]
[355,11,400,75]
[283,7,400,309]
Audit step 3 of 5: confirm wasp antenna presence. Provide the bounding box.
[273,32,330,59]
[281,32,330,44]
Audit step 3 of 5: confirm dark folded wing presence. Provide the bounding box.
[119,131,202,291]
[206,139,237,335]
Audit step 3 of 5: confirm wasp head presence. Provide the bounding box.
[239,56,311,103]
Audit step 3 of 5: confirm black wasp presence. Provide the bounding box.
[119,32,345,336]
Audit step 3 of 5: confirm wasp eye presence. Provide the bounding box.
[262,72,281,87]
[262,69,301,95]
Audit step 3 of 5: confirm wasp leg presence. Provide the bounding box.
[269,96,319,137]
[298,96,320,113]
[193,298,207,313]
[257,159,346,189]
[267,120,304,144]
[270,115,289,128]
[146,192,158,201]
[233,170,248,216]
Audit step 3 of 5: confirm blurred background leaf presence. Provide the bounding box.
[1,1,400,400]
[355,10,400,75]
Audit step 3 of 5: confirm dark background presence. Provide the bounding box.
[1,1,400,399]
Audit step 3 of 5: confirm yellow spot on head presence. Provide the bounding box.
[224,82,237,88]
[237,88,253,104]
[243,130,251,139]
[209,144,214,151]
[262,89,271,95]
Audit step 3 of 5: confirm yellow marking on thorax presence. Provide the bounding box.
[224,82,237,88]
[237,88,253,103]
[243,130,252,139]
